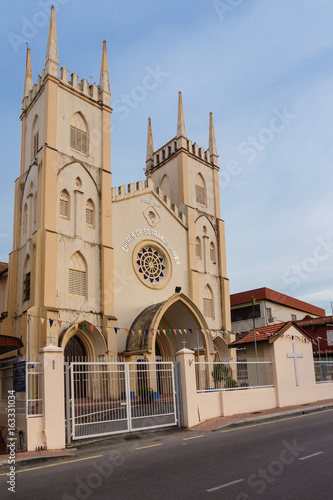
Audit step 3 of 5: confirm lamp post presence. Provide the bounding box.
[317,336,323,380]
[252,296,260,386]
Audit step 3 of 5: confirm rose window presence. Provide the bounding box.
[136,247,166,284]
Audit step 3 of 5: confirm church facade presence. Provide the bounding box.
[0,7,231,365]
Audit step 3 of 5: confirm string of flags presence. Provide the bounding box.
[26,315,311,343]
[27,314,236,337]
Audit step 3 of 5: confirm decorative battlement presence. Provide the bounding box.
[60,68,100,102]
[151,136,214,171]
[112,178,187,226]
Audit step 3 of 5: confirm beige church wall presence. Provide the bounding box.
[194,214,219,277]
[220,387,277,417]
[197,273,222,330]
[56,161,102,314]
[16,240,34,317]
[57,238,101,313]
[188,157,216,217]
[314,383,333,400]
[57,87,104,169]
[151,156,178,206]
[112,192,189,353]
[271,327,317,407]
[25,417,44,452]
[57,162,100,242]
[197,391,223,422]
[20,164,39,246]
[22,95,45,171]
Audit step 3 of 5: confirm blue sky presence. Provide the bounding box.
[1,0,333,313]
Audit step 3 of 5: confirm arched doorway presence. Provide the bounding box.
[64,335,87,398]
[125,293,213,361]
[64,334,87,361]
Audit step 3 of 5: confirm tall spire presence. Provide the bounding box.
[23,47,33,100]
[177,91,186,138]
[146,117,154,172]
[209,112,218,166]
[45,5,58,77]
[99,39,111,105]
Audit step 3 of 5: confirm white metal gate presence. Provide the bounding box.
[65,360,179,441]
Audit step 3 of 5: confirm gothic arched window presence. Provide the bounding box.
[69,252,86,298]
[32,115,39,159]
[195,173,206,206]
[210,242,216,263]
[86,199,94,227]
[203,285,214,319]
[23,255,31,303]
[70,113,88,154]
[23,203,28,233]
[60,189,70,219]
[195,237,202,259]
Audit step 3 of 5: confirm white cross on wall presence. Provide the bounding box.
[46,331,56,345]
[286,342,303,386]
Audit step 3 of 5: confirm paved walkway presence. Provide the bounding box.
[1,399,332,467]
[190,398,333,431]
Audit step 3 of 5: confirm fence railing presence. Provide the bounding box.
[314,361,333,383]
[195,361,274,392]
[26,361,43,417]
[0,358,43,418]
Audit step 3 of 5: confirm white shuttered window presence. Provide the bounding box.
[69,253,86,298]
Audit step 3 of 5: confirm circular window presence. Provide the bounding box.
[133,241,172,289]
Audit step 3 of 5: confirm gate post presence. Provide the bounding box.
[39,345,66,450]
[176,348,199,428]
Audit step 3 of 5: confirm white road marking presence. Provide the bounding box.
[299,451,324,461]
[207,478,244,492]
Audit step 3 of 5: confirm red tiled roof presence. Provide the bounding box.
[0,262,8,276]
[228,321,314,347]
[297,315,333,327]
[230,287,325,317]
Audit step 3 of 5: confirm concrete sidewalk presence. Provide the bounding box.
[1,399,332,468]
[190,398,333,431]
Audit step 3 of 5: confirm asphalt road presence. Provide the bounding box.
[1,409,333,499]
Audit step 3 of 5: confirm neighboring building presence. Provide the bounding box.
[228,321,315,360]
[230,287,324,333]
[297,316,333,359]
[0,263,8,322]
[0,7,231,364]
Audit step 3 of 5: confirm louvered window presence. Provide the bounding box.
[23,272,31,302]
[60,190,69,219]
[70,113,88,154]
[195,174,206,206]
[69,253,86,298]
[203,285,214,319]
[86,199,94,227]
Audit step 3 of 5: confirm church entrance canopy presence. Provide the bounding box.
[124,293,214,359]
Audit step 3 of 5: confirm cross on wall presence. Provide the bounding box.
[46,331,56,345]
[287,343,303,386]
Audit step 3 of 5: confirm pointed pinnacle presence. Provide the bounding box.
[23,47,33,99]
[209,112,218,156]
[146,117,154,162]
[99,39,110,93]
[177,91,186,138]
[45,5,58,66]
